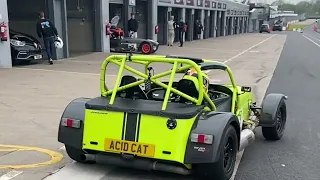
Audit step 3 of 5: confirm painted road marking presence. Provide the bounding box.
[43,162,116,180]
[174,46,242,52]
[223,34,276,64]
[0,170,23,180]
[303,35,320,48]
[13,68,101,76]
[0,144,63,169]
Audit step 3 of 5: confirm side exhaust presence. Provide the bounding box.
[84,153,192,175]
[239,129,255,152]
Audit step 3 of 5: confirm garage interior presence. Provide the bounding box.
[185,8,193,41]
[171,7,182,43]
[203,10,209,39]
[7,0,48,58]
[109,2,124,30]
[157,6,168,45]
[239,17,243,33]
[233,17,237,34]
[227,17,232,35]
[193,9,201,40]
[209,10,215,38]
[216,11,221,37]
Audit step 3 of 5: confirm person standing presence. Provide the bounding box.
[36,11,58,65]
[168,16,176,46]
[128,13,138,38]
[177,18,186,47]
[194,18,203,40]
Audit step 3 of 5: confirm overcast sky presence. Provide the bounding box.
[253,0,309,4]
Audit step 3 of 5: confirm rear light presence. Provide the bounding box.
[61,118,81,128]
[191,133,213,144]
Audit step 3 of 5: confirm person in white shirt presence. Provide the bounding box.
[167,16,176,46]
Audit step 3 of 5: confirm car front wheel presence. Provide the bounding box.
[195,125,238,180]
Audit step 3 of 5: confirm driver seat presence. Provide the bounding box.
[176,79,200,103]
[118,75,148,100]
[176,78,214,110]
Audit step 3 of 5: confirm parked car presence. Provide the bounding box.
[273,20,283,31]
[10,29,43,65]
[260,24,270,33]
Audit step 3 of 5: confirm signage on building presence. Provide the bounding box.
[205,0,210,7]
[223,3,226,9]
[186,0,195,6]
[197,0,204,6]
[174,0,184,5]
[217,2,221,9]
[129,0,136,6]
[212,1,216,8]
[159,0,171,3]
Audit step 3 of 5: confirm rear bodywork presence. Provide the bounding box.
[58,55,260,173]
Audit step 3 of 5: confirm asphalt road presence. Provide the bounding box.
[235,25,320,180]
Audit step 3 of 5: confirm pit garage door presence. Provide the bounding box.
[66,0,95,56]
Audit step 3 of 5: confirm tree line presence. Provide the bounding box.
[278,0,320,15]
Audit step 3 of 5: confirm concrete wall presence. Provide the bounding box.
[0,0,11,68]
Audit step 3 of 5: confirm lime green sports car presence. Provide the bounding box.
[58,54,287,180]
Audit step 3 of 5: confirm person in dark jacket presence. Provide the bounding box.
[128,13,138,38]
[177,18,186,47]
[36,11,58,65]
[194,18,203,40]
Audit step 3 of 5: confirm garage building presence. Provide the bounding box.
[0,0,249,68]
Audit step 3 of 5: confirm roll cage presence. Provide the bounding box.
[100,54,238,113]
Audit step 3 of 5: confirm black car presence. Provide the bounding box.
[110,37,159,54]
[108,15,159,54]
[10,29,43,65]
[260,24,270,33]
[272,24,283,31]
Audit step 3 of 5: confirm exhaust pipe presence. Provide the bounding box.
[83,153,192,175]
[239,129,255,152]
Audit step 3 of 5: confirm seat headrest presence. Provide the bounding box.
[177,79,199,103]
[120,75,137,86]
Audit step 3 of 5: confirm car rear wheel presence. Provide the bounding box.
[65,145,95,164]
[140,42,152,54]
[262,99,287,140]
[195,125,238,180]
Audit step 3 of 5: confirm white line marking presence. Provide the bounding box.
[43,162,115,180]
[0,171,23,180]
[303,35,320,48]
[14,67,101,76]
[59,146,66,151]
[223,34,276,64]
[173,46,242,52]
[231,150,244,180]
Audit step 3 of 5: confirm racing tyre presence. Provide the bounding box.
[65,145,95,164]
[140,42,152,54]
[262,99,287,140]
[196,125,238,180]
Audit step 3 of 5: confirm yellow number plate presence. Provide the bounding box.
[104,138,155,157]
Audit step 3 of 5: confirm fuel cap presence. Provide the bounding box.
[167,118,177,130]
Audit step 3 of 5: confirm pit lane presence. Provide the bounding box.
[0,33,286,180]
